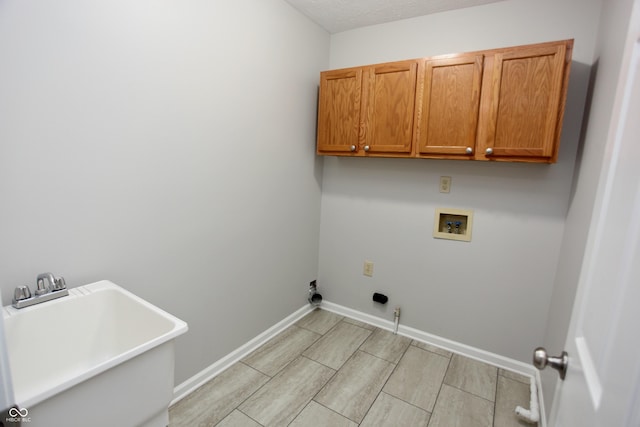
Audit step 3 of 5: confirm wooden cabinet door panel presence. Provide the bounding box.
[317,68,362,154]
[418,54,483,157]
[361,61,418,155]
[481,43,567,160]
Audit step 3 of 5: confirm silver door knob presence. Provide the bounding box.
[465,147,473,154]
[533,347,568,380]
[364,145,370,152]
[350,145,356,152]
[485,147,493,155]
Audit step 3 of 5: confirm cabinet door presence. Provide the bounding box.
[360,61,419,155]
[317,68,363,154]
[478,42,570,162]
[417,54,483,158]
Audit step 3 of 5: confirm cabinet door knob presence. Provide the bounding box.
[350,145,356,152]
[466,147,473,154]
[485,147,494,155]
[364,145,370,152]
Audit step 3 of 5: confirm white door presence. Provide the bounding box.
[548,2,640,425]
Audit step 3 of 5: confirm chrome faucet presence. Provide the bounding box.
[12,272,69,309]
[36,272,56,295]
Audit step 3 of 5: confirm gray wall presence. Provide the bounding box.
[0,0,329,384]
[541,0,637,412]
[1,0,627,409]
[318,0,602,363]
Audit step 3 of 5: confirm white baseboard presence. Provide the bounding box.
[171,301,546,426]
[170,304,314,406]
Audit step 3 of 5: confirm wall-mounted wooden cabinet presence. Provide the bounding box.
[476,42,570,162]
[317,60,419,157]
[417,53,484,159]
[316,39,573,163]
[317,68,362,154]
[361,60,419,156]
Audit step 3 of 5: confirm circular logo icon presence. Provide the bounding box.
[8,407,28,417]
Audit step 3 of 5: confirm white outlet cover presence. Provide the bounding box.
[363,261,374,277]
[440,176,451,193]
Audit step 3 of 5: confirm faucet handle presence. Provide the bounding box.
[51,276,66,291]
[13,285,32,303]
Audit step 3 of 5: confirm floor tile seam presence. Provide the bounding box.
[442,382,497,404]
[341,316,375,331]
[237,356,336,427]
[177,360,273,407]
[240,324,322,368]
[301,318,368,354]
[281,395,327,427]
[201,404,238,427]
[306,348,355,397]
[303,356,348,422]
[330,318,375,339]
[247,328,326,378]
[300,354,339,374]
[501,376,530,386]
[167,410,204,427]
[233,360,295,417]
[295,307,341,330]
[410,341,454,359]
[287,323,325,346]
[295,329,328,362]
[306,348,391,424]
[300,325,376,371]
[354,396,375,425]
[498,370,531,385]
[186,361,272,425]
[257,323,314,350]
[378,390,434,416]
[232,362,275,412]
[409,343,454,363]
[296,316,343,336]
[306,399,361,426]
[443,355,499,403]
[238,359,277,379]
[353,347,399,366]
[341,318,377,333]
[354,327,408,362]
[315,314,347,336]
[426,354,453,427]
[380,346,451,417]
[170,366,268,425]
[361,341,415,423]
[354,359,399,424]
[228,363,275,420]
[375,341,412,391]
[358,345,405,364]
[492,366,499,427]
[234,407,265,427]
[298,323,325,342]
[303,332,373,371]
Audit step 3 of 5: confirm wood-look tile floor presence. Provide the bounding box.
[169,309,535,427]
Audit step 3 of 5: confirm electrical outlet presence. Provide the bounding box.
[440,176,451,193]
[363,260,374,277]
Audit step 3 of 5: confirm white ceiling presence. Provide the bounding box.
[284,0,507,33]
